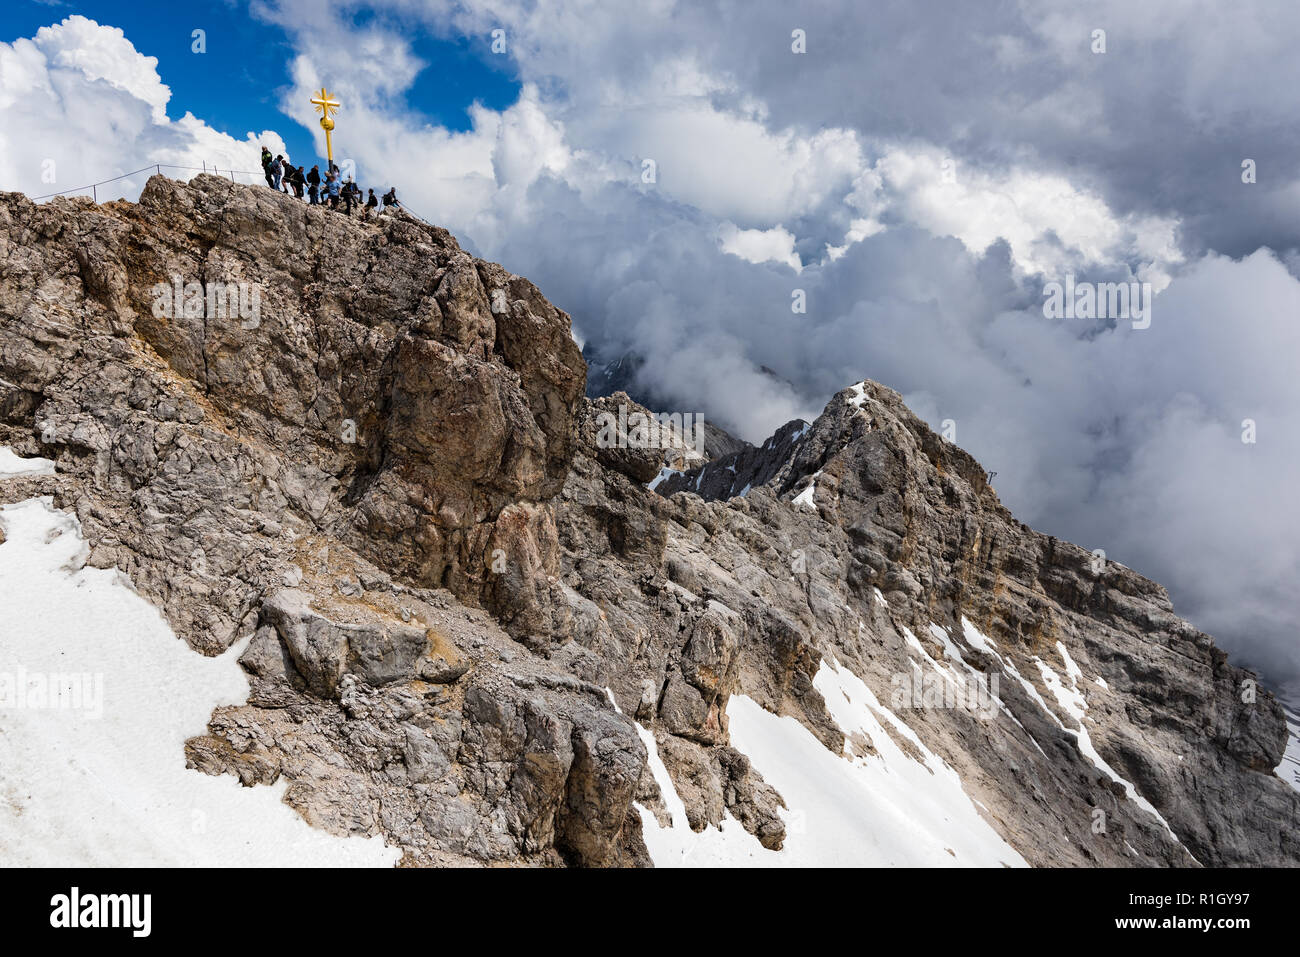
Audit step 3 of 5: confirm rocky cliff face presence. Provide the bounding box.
[0,175,1294,866]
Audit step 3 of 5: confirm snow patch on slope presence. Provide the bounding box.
[0,448,54,478]
[1034,642,1184,847]
[0,490,398,867]
[608,690,768,866]
[1276,683,1300,795]
[959,616,999,655]
[647,466,682,491]
[906,621,1043,756]
[627,656,1026,867]
[956,615,1183,849]
[1279,713,1300,795]
[792,470,822,509]
[726,660,1026,867]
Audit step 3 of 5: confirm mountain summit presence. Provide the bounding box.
[0,175,1294,866]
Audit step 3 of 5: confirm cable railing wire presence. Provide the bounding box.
[24,159,430,228]
[28,162,268,201]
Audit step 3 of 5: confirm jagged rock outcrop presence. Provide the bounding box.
[1,176,1295,867]
[634,381,1298,864]
[0,176,638,865]
[0,174,584,654]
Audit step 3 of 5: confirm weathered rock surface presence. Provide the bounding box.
[1,176,1295,867]
[639,381,1298,865]
[0,177,638,866]
[0,174,583,654]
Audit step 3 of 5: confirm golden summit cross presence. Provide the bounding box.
[311,87,341,167]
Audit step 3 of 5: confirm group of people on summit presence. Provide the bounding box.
[260,147,399,221]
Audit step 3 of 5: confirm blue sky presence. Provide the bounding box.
[12,0,519,179]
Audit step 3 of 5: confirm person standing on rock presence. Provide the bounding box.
[363,188,378,221]
[307,165,321,205]
[326,171,341,209]
[261,147,274,189]
[269,155,285,192]
[342,176,357,215]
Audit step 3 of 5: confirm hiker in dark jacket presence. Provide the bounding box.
[291,165,306,198]
[261,146,274,188]
[342,176,358,215]
[306,165,321,205]
[363,188,378,221]
[382,187,399,209]
[270,155,285,192]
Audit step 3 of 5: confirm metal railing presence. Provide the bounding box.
[28,163,266,202]
[23,161,432,229]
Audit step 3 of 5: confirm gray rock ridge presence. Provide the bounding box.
[0,174,584,654]
[0,176,644,866]
[1,176,1295,867]
[655,417,811,499]
[637,379,1297,864]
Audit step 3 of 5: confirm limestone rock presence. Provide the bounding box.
[2,177,1294,868]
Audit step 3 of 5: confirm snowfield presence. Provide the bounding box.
[629,707,774,867]
[0,459,398,866]
[634,658,1026,868]
[1277,683,1300,796]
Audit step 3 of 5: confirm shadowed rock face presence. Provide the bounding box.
[1,176,1295,867]
[655,417,810,499]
